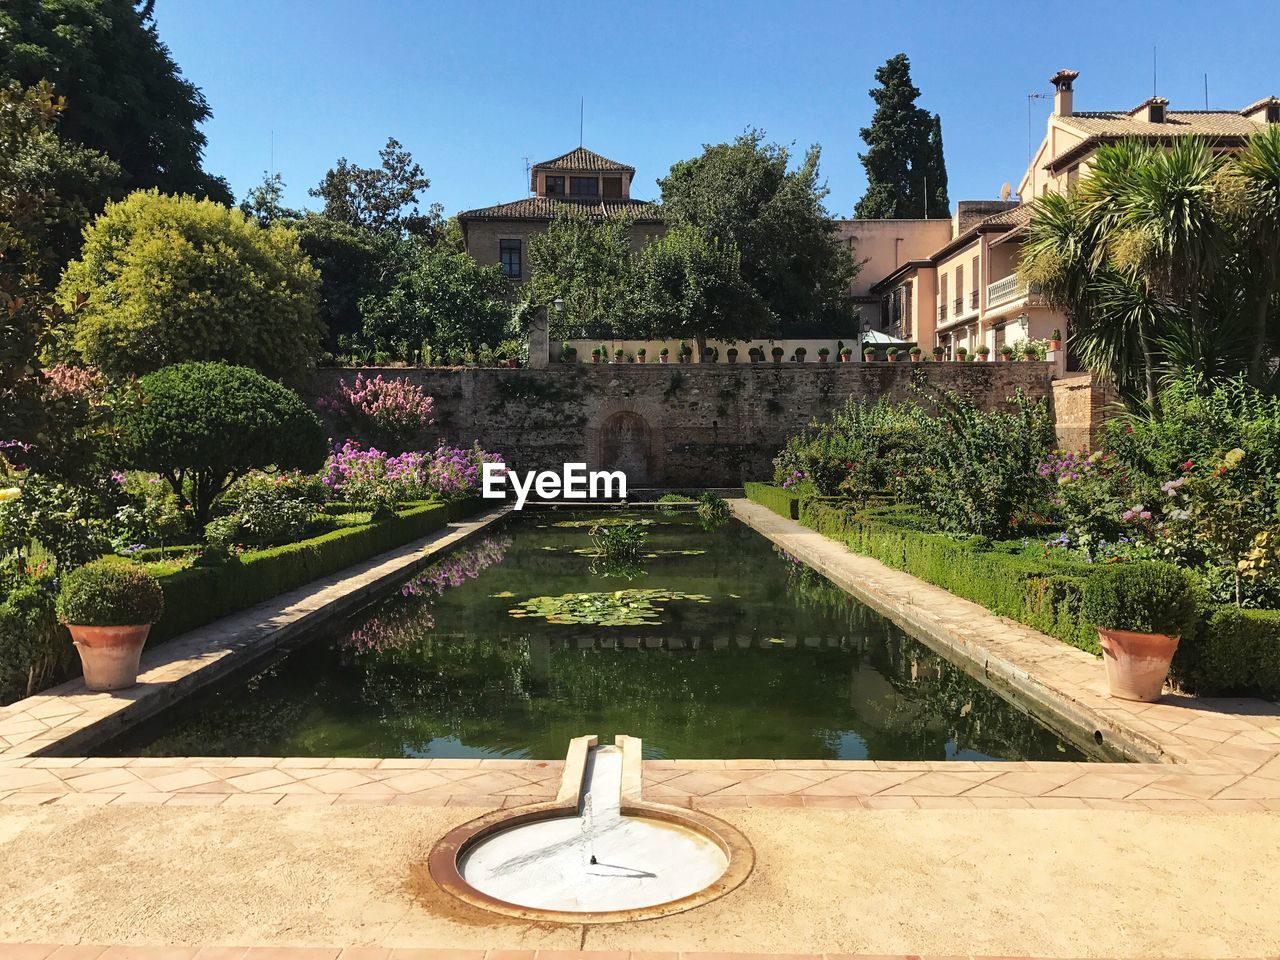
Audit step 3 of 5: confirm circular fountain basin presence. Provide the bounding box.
[459,810,729,913]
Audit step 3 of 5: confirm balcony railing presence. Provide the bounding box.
[986,274,1025,309]
[953,297,964,316]
[970,289,980,309]
[938,303,947,321]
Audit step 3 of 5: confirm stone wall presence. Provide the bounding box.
[311,362,1061,487]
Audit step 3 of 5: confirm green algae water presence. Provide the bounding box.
[99,509,1087,761]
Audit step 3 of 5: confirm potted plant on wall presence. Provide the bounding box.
[818,346,830,363]
[886,347,900,362]
[862,344,877,362]
[637,347,646,364]
[771,346,784,364]
[1000,345,1014,362]
[932,345,945,361]
[793,346,807,363]
[1049,328,1062,351]
[679,342,692,363]
[562,345,578,363]
[590,347,601,364]
[1081,562,1197,702]
[613,347,624,364]
[976,345,991,361]
[56,558,165,691]
[727,346,738,363]
[909,346,922,362]
[840,346,853,362]
[955,347,968,362]
[659,346,670,364]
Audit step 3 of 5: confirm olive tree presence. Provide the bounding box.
[120,362,327,528]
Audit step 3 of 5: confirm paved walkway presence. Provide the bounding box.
[0,508,510,759]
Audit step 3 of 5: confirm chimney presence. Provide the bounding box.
[1241,97,1280,124]
[1131,96,1169,123]
[1050,69,1079,116]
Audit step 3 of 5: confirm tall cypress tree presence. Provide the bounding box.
[854,53,950,219]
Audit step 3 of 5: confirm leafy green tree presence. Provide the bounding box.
[659,130,856,333]
[309,137,441,237]
[0,81,119,452]
[854,53,950,219]
[528,210,640,339]
[360,229,510,361]
[291,212,389,344]
[58,190,323,379]
[239,171,300,227]
[633,224,769,349]
[120,362,327,528]
[0,0,229,203]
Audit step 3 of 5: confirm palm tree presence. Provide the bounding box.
[1231,125,1280,383]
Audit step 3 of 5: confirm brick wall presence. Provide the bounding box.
[1050,373,1117,452]
[311,361,1060,487]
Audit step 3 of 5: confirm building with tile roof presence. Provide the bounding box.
[458,148,664,283]
[844,69,1280,361]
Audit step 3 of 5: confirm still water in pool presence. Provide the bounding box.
[99,510,1087,761]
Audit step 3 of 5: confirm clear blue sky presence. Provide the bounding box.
[153,0,1280,219]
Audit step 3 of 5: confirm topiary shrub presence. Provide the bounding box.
[1080,561,1198,637]
[56,558,165,626]
[120,362,327,528]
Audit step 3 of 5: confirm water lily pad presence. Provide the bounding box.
[491,591,516,598]
[552,517,655,529]
[511,589,710,626]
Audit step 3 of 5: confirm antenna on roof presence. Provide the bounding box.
[523,156,530,196]
[1027,91,1051,165]
[1153,45,1158,97]
[1204,73,1209,109]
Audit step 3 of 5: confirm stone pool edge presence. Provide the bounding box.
[0,506,513,759]
[726,498,1280,792]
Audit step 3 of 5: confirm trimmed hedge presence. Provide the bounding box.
[746,483,1280,698]
[1174,607,1280,697]
[743,481,801,520]
[146,497,486,644]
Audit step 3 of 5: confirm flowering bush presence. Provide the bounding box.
[319,374,435,447]
[321,441,432,506]
[1037,450,1133,554]
[425,442,504,500]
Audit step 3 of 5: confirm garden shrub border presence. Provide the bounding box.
[745,483,1280,699]
[146,497,485,644]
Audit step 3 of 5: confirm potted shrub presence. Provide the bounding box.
[591,347,601,364]
[702,347,716,363]
[562,346,578,363]
[56,558,165,691]
[863,344,877,361]
[1081,562,1197,702]
[955,347,968,362]
[1023,345,1037,361]
[932,345,945,361]
[637,347,646,364]
[1049,328,1063,351]
[794,346,807,363]
[659,346,670,364]
[1000,345,1015,362]
[976,345,991,361]
[613,347,624,363]
[771,346,784,364]
[679,343,692,363]
[727,346,739,363]
[818,346,830,363]
[909,346,922,362]
[887,347,900,362]
[840,346,853,362]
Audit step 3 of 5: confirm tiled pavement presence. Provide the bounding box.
[0,508,510,760]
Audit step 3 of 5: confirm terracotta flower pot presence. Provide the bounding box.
[1096,628,1180,702]
[1050,339,1062,351]
[67,624,152,691]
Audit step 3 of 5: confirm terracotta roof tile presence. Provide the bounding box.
[457,196,663,223]
[1057,110,1264,139]
[532,147,635,174]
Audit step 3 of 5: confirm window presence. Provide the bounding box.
[602,176,622,198]
[570,176,599,197]
[545,175,565,196]
[499,239,522,279]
